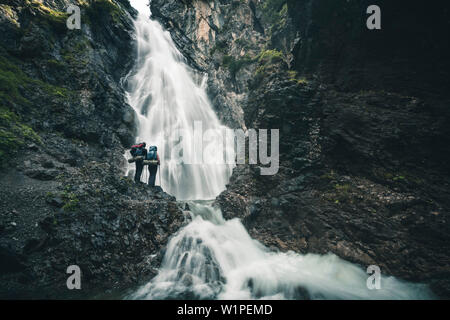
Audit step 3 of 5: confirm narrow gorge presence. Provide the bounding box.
[0,0,449,299]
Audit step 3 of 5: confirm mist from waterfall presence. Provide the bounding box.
[126,1,433,300]
[130,201,431,300]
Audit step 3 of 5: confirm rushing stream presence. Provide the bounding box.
[124,1,432,300]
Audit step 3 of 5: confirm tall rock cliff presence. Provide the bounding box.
[151,0,450,298]
[0,0,185,298]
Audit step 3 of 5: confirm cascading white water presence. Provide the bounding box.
[124,1,233,200]
[130,202,431,300]
[126,1,433,300]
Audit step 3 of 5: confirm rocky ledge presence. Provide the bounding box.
[0,0,188,299]
[0,152,187,299]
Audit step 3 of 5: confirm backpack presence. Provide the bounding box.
[147,146,157,160]
[130,143,145,157]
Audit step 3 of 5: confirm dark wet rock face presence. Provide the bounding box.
[0,0,138,158]
[152,0,450,298]
[0,0,187,298]
[0,161,185,298]
[1,0,450,299]
[0,160,186,299]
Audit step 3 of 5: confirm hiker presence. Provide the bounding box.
[129,142,147,183]
[146,145,160,187]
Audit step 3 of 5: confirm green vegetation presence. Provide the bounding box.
[257,49,283,64]
[319,172,354,204]
[61,186,80,211]
[61,38,91,66]
[260,0,288,36]
[0,4,14,16]
[47,59,66,70]
[0,54,42,164]
[23,0,126,28]
[216,2,289,79]
[334,183,350,193]
[0,49,73,165]
[0,4,19,27]
[287,70,309,86]
[85,0,125,25]
[373,167,424,185]
[320,170,337,181]
[62,191,80,211]
[0,54,32,106]
[0,108,41,164]
[0,50,71,105]
[25,0,68,32]
[253,49,285,78]
[261,0,287,24]
[386,171,423,184]
[222,53,255,76]
[333,183,352,204]
[45,192,55,203]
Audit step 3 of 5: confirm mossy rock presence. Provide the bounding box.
[0,47,73,102]
[0,53,33,106]
[287,70,309,86]
[257,49,284,64]
[260,0,288,34]
[84,0,126,26]
[0,49,74,166]
[222,54,256,76]
[25,0,69,33]
[0,107,41,166]
[61,190,80,211]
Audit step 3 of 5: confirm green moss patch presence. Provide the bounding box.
[0,53,33,106]
[257,49,284,64]
[61,190,80,211]
[0,50,73,107]
[0,50,73,165]
[222,53,256,76]
[85,0,125,25]
[0,107,41,164]
[229,57,252,75]
[260,0,288,34]
[252,49,285,80]
[25,0,69,32]
[287,70,309,86]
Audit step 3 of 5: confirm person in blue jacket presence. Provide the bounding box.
[130,142,147,183]
[146,145,160,187]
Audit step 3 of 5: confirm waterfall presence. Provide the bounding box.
[126,1,432,300]
[124,1,234,200]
